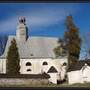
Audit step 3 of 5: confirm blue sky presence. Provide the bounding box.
[0,3,90,59]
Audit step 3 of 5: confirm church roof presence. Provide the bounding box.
[67,60,90,72]
[0,35,58,58]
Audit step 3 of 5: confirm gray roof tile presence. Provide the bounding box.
[0,36,58,58]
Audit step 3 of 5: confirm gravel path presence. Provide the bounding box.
[0,78,49,86]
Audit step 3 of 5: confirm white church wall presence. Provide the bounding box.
[81,65,90,82]
[48,73,58,84]
[3,59,6,74]
[20,58,68,75]
[67,70,83,84]
[52,58,68,72]
[20,59,41,74]
[0,57,68,75]
[41,58,58,73]
[0,59,6,74]
[20,58,53,74]
[0,59,3,73]
[60,66,67,80]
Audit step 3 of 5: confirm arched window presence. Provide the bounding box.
[63,62,67,66]
[27,69,31,71]
[26,62,32,66]
[43,62,48,65]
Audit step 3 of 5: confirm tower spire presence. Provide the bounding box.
[19,16,26,24]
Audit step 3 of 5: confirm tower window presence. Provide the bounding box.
[26,62,32,66]
[43,62,48,65]
[27,69,31,71]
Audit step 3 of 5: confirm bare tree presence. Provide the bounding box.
[0,35,8,56]
[82,32,90,59]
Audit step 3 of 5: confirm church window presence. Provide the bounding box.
[63,62,67,66]
[43,62,48,65]
[26,62,32,66]
[27,69,31,71]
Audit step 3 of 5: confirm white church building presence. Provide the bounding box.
[0,17,68,84]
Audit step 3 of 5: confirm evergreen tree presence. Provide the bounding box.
[64,15,81,66]
[6,38,20,75]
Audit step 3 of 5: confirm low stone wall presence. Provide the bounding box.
[0,78,49,86]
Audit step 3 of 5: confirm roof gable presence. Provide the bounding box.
[47,66,58,73]
[81,63,90,71]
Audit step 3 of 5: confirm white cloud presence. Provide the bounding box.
[0,4,80,33]
[27,15,64,27]
[0,17,18,33]
[25,7,79,27]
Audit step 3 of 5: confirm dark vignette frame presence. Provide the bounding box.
[0,0,90,90]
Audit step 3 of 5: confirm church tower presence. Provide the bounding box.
[16,16,28,42]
